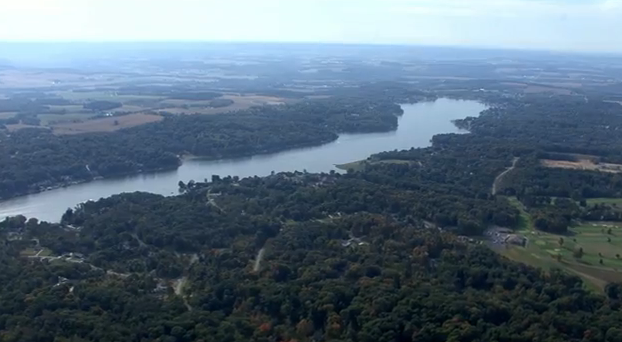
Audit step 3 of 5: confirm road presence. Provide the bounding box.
[492,157,519,195]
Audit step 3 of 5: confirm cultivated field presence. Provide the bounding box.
[51,113,163,135]
[496,197,622,291]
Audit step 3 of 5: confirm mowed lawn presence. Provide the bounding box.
[497,197,622,291]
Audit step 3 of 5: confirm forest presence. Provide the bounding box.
[2,170,622,342]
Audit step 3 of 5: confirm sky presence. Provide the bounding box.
[1,0,621,52]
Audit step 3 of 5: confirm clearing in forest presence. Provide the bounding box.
[492,157,518,195]
[586,198,622,206]
[336,159,414,172]
[51,113,163,135]
[495,197,622,292]
[541,158,622,173]
[157,94,289,115]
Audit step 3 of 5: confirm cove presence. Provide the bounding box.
[0,98,487,222]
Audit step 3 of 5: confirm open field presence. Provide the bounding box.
[0,112,18,119]
[587,198,622,206]
[524,85,574,95]
[157,107,229,115]
[336,159,414,172]
[52,91,164,103]
[38,113,98,125]
[3,86,294,132]
[47,104,88,113]
[336,160,367,172]
[541,159,622,173]
[6,124,49,132]
[51,113,163,135]
[0,71,98,88]
[110,104,146,113]
[496,197,622,291]
[157,94,290,115]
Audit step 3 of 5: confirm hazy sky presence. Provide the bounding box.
[1,0,621,52]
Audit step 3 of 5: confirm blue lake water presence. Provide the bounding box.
[0,98,487,222]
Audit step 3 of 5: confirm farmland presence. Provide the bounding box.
[1,84,292,131]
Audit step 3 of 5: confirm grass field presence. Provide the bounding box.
[51,113,163,135]
[38,113,98,125]
[0,111,18,119]
[496,197,622,291]
[157,94,289,115]
[19,248,38,257]
[587,198,622,206]
[6,124,49,132]
[335,160,367,172]
[53,91,163,103]
[336,159,413,172]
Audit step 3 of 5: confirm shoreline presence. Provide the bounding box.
[0,99,485,212]
[0,134,343,205]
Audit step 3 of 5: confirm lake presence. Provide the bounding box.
[0,98,487,222]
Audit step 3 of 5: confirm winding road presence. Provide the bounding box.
[492,157,519,195]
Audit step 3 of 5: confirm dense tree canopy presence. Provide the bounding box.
[1,168,621,341]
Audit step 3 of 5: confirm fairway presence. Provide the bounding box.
[497,197,622,291]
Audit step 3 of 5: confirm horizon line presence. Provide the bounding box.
[0,40,620,56]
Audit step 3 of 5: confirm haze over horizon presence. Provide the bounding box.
[1,0,622,53]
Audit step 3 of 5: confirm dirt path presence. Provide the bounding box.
[131,233,148,248]
[206,190,225,213]
[492,157,519,195]
[173,277,186,296]
[172,253,198,311]
[562,262,608,291]
[172,277,192,311]
[253,248,265,272]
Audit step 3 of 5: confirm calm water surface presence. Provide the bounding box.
[0,99,487,222]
